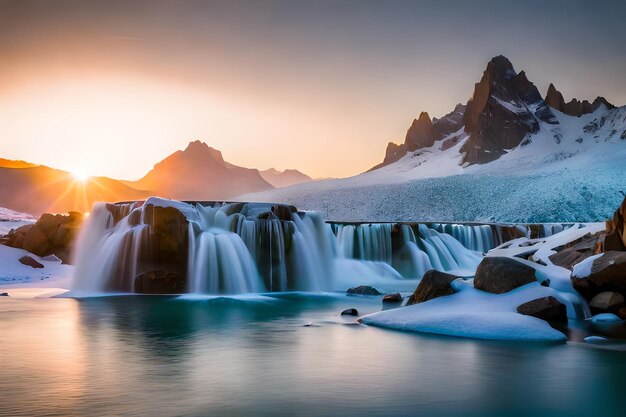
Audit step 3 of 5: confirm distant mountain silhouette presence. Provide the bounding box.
[260,168,312,188]
[126,140,274,201]
[0,165,150,215]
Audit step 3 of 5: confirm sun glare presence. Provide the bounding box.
[71,170,90,182]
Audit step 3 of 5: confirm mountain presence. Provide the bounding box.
[0,164,150,216]
[127,140,274,200]
[259,168,312,188]
[0,158,39,169]
[239,55,626,223]
[545,83,615,117]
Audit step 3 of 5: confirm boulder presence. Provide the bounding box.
[516,296,567,323]
[4,211,83,263]
[341,308,359,316]
[382,293,403,303]
[473,257,537,294]
[18,255,44,269]
[605,196,626,250]
[571,251,626,301]
[134,270,187,294]
[346,286,382,296]
[549,232,603,270]
[589,291,625,311]
[406,270,458,305]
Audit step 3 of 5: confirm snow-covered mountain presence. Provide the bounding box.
[259,168,312,188]
[239,56,626,223]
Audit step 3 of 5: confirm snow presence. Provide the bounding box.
[0,207,36,235]
[362,281,568,342]
[239,106,626,223]
[0,244,73,298]
[591,313,622,324]
[572,253,603,279]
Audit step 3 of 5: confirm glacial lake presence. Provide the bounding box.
[1,293,624,417]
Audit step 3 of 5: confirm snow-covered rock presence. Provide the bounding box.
[362,281,569,342]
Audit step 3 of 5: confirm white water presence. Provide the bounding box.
[73,199,487,294]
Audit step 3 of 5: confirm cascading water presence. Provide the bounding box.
[73,198,336,294]
[72,202,151,292]
[331,222,483,279]
[73,198,492,295]
[430,223,495,253]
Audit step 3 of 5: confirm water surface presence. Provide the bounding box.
[0,294,624,417]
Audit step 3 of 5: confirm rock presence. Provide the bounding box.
[571,251,626,301]
[606,196,626,250]
[271,204,296,221]
[18,255,44,269]
[134,270,187,294]
[473,257,537,294]
[0,292,8,296]
[460,56,558,165]
[589,291,625,311]
[382,293,403,303]
[549,232,604,270]
[516,296,567,323]
[346,286,382,296]
[404,112,440,152]
[341,308,359,316]
[406,270,458,305]
[4,211,83,263]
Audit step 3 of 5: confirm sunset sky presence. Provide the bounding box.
[1,0,625,180]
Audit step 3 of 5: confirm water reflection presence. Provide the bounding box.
[1,295,625,417]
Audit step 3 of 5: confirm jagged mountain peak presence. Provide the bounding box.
[544,84,615,117]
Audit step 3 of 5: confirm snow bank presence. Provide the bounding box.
[0,244,72,297]
[572,254,603,279]
[361,281,568,342]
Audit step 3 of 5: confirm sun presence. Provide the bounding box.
[71,169,90,182]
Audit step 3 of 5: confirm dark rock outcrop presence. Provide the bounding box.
[589,291,625,311]
[369,104,466,171]
[5,212,84,263]
[341,308,359,316]
[135,203,190,293]
[606,196,626,250]
[406,270,458,305]
[347,286,382,296]
[18,255,44,269]
[544,83,615,117]
[571,251,626,301]
[549,232,603,270]
[474,257,537,294]
[382,292,403,303]
[517,296,567,323]
[460,56,558,165]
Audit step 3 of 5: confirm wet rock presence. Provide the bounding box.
[407,270,458,305]
[0,292,8,297]
[134,270,187,294]
[382,293,403,303]
[271,204,297,221]
[346,286,382,296]
[341,308,359,316]
[516,296,567,323]
[474,257,537,294]
[571,252,626,301]
[18,255,44,269]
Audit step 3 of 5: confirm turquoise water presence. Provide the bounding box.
[0,294,624,417]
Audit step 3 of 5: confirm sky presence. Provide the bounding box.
[1,0,625,180]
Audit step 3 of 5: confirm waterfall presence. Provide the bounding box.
[332,222,483,279]
[430,223,495,252]
[72,202,149,292]
[73,198,337,294]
